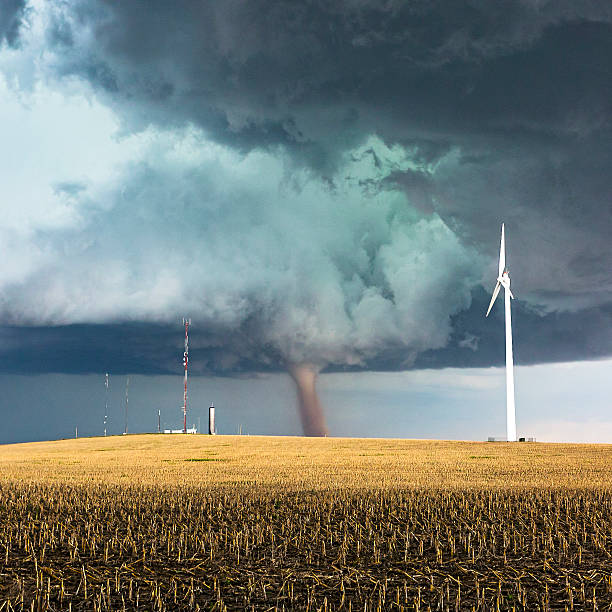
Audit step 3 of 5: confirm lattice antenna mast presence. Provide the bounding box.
[104,373,109,437]
[182,318,191,434]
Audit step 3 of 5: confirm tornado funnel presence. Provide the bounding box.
[288,364,329,437]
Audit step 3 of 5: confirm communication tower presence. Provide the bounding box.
[104,372,109,437]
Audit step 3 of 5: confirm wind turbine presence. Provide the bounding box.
[486,223,516,442]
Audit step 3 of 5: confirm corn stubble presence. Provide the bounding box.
[0,436,611,611]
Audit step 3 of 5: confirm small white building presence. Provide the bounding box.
[164,427,197,434]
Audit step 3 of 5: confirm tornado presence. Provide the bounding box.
[288,364,329,437]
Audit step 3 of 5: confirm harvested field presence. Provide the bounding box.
[0,435,611,610]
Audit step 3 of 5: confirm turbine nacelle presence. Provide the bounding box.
[486,240,516,318]
[486,272,513,317]
[498,271,514,298]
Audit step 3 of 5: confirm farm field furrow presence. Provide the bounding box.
[0,435,611,611]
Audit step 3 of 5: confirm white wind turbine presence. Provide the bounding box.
[486,223,516,442]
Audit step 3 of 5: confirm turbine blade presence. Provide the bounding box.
[498,223,506,277]
[508,287,514,299]
[486,281,501,317]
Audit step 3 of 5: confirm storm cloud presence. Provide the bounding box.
[0,0,25,47]
[0,0,611,377]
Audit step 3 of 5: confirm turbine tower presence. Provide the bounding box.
[182,318,191,434]
[486,223,517,442]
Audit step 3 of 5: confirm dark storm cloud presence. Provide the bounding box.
[5,324,318,377]
[2,290,610,375]
[0,0,26,46]
[47,1,612,292]
[1,0,611,375]
[49,2,612,146]
[414,288,612,369]
[0,323,279,376]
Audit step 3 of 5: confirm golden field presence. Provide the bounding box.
[0,435,611,611]
[0,433,611,490]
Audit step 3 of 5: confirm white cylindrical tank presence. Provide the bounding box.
[208,403,216,435]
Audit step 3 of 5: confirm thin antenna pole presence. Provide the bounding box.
[104,373,109,437]
[124,376,130,435]
[182,318,191,434]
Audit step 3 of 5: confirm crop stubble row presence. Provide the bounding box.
[1,482,611,611]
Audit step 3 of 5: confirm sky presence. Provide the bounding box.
[0,0,611,443]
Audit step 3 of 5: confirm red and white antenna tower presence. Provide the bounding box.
[182,318,191,433]
[104,373,109,437]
